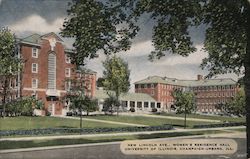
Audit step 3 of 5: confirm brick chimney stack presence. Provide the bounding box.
[197,75,203,81]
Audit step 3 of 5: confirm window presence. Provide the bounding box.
[65,81,71,91]
[150,102,155,108]
[65,54,71,63]
[32,63,38,73]
[65,68,71,77]
[32,48,38,58]
[48,53,56,89]
[157,103,161,108]
[144,102,149,108]
[32,78,38,88]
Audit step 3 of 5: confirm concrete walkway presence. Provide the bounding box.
[56,116,148,127]
[0,126,245,141]
[123,113,221,123]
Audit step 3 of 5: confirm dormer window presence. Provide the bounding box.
[32,48,38,58]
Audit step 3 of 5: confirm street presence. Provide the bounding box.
[0,135,246,159]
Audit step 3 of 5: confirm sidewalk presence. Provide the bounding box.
[122,113,221,123]
[0,126,245,141]
[56,116,148,127]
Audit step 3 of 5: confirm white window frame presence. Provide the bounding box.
[32,48,38,58]
[65,68,71,77]
[32,63,38,73]
[65,54,71,63]
[32,78,38,88]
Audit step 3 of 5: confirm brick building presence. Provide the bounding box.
[10,32,96,116]
[135,75,239,113]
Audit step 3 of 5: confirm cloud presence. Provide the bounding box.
[0,0,69,27]
[0,0,2,5]
[9,14,64,34]
[153,44,207,66]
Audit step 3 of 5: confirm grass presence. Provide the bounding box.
[0,130,228,150]
[0,116,126,130]
[158,113,246,123]
[86,115,213,128]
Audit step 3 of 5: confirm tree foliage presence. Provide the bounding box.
[61,0,138,66]
[64,68,98,116]
[0,28,22,117]
[172,89,196,114]
[103,56,130,97]
[1,96,44,117]
[102,93,120,115]
[96,77,105,87]
[102,56,130,114]
[216,89,246,116]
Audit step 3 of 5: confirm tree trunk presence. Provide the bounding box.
[245,1,250,158]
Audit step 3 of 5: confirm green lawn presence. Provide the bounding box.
[0,130,228,150]
[159,113,246,123]
[86,115,213,128]
[0,116,125,130]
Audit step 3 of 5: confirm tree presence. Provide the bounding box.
[61,0,250,156]
[61,0,138,66]
[63,67,97,129]
[172,89,196,128]
[82,96,98,116]
[0,28,21,118]
[96,77,105,87]
[217,89,246,116]
[102,56,130,115]
[3,96,43,117]
[102,93,119,115]
[65,88,85,130]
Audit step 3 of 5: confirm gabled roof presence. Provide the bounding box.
[41,32,64,42]
[21,33,41,44]
[134,76,237,87]
[94,89,156,102]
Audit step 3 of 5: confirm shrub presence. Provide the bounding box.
[152,108,157,112]
[130,107,135,112]
[46,111,51,116]
[193,122,246,129]
[0,125,173,136]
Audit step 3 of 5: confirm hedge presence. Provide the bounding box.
[193,122,246,129]
[0,125,173,136]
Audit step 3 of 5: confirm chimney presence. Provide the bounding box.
[197,75,203,81]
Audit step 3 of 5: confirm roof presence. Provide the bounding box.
[134,76,237,87]
[41,32,64,42]
[20,32,64,45]
[78,67,97,74]
[21,33,41,44]
[94,89,156,102]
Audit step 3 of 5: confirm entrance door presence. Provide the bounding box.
[48,103,55,116]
